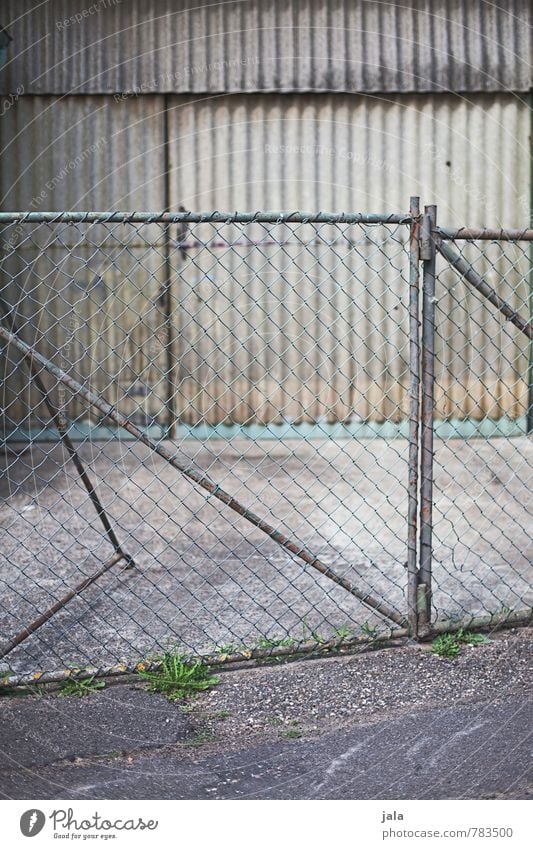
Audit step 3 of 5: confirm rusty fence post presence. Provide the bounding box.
[418,204,437,633]
[162,97,177,439]
[407,196,421,637]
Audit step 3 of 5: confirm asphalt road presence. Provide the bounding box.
[0,630,531,799]
[0,694,530,800]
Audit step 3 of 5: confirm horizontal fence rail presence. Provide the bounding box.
[0,211,413,225]
[436,227,533,242]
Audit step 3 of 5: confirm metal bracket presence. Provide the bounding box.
[416,582,431,636]
[420,213,433,260]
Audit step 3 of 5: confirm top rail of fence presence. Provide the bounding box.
[0,210,412,225]
[436,226,533,241]
[2,213,532,240]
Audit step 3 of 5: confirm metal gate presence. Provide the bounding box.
[0,201,531,685]
[426,215,532,635]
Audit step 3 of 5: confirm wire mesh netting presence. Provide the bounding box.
[0,211,531,684]
[431,237,532,626]
[0,214,413,680]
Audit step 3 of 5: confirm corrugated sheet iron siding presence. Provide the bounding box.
[1,92,530,425]
[2,93,529,227]
[2,0,531,94]
[166,93,530,227]
[0,95,166,210]
[166,93,531,424]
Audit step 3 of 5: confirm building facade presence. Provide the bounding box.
[1,0,531,431]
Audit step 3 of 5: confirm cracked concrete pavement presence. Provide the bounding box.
[0,627,531,799]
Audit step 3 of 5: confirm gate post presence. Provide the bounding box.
[418,204,437,633]
[407,196,421,637]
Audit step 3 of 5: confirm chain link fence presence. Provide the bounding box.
[0,206,531,685]
[431,227,532,628]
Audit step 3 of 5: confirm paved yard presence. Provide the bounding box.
[0,435,531,676]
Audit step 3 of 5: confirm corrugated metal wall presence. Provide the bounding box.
[2,0,531,94]
[1,93,529,426]
[0,95,165,210]
[2,93,529,225]
[0,0,530,429]
[166,93,530,225]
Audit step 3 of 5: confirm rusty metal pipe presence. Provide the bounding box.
[418,206,437,631]
[437,227,533,242]
[0,552,125,660]
[0,211,413,225]
[437,239,533,340]
[0,298,133,566]
[407,197,421,637]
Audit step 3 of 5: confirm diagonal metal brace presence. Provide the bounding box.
[0,552,125,660]
[0,324,407,629]
[0,300,134,567]
[436,238,533,340]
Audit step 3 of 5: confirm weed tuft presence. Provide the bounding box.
[332,624,354,641]
[302,617,324,643]
[215,643,241,656]
[432,629,490,659]
[282,727,303,739]
[431,633,461,659]
[185,732,216,748]
[254,636,295,650]
[361,621,380,639]
[139,651,219,701]
[456,628,490,646]
[59,675,105,697]
[204,709,231,720]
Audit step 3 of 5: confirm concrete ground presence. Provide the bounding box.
[0,627,531,799]
[0,436,531,676]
